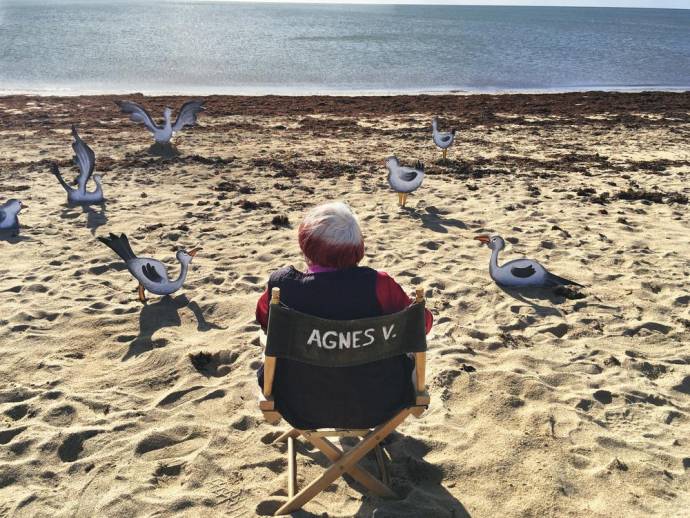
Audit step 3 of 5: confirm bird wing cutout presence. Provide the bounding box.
[511,265,536,278]
[142,263,165,283]
[71,126,96,192]
[172,100,204,132]
[116,101,161,133]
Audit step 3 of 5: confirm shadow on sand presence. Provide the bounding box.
[496,284,586,319]
[123,294,225,360]
[61,201,108,234]
[0,229,32,244]
[257,433,470,517]
[148,142,180,158]
[402,205,467,234]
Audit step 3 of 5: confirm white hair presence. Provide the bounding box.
[301,201,363,245]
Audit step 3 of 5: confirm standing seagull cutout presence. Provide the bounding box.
[115,100,205,156]
[475,235,583,288]
[51,126,104,204]
[0,199,26,236]
[432,117,456,160]
[98,233,200,303]
[386,156,424,207]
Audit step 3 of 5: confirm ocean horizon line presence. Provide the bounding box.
[1,85,689,98]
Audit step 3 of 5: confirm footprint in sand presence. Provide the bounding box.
[189,350,239,377]
[3,403,31,421]
[43,404,77,426]
[134,427,206,459]
[0,426,27,445]
[231,415,259,432]
[58,429,103,462]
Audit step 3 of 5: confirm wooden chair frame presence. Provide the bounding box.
[258,287,430,515]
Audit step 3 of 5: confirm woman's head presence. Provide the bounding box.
[298,201,364,269]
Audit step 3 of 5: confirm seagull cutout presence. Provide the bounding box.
[115,100,205,146]
[432,116,456,159]
[0,199,26,236]
[52,126,104,204]
[475,235,583,288]
[97,232,200,303]
[385,156,424,207]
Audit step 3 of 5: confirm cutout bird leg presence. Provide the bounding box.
[443,149,447,159]
[138,283,147,304]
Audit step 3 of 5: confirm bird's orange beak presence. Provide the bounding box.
[474,235,490,244]
[189,247,201,257]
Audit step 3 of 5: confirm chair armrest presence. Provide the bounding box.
[259,393,281,425]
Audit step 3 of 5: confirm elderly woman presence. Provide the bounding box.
[256,201,432,430]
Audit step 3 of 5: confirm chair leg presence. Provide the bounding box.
[288,436,297,498]
[275,409,411,515]
[375,445,391,487]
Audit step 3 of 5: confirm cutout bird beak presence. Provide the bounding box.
[474,235,490,244]
[189,247,201,257]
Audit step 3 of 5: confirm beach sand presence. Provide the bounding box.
[0,91,689,517]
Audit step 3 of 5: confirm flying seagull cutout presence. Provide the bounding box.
[116,100,205,157]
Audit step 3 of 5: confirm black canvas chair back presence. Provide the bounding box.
[265,300,427,367]
[258,287,430,516]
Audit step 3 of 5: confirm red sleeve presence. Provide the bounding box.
[375,271,433,334]
[256,287,270,331]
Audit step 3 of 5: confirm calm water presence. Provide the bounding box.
[0,1,688,94]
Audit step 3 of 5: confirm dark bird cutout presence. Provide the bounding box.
[400,171,419,181]
[511,265,536,278]
[142,263,164,283]
[0,211,5,224]
[441,135,452,142]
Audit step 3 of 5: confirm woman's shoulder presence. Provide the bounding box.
[268,265,301,284]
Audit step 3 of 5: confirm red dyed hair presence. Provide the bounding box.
[298,202,365,269]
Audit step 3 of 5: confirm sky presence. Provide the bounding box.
[186,1,690,7]
[8,0,690,6]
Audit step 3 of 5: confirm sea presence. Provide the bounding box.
[0,1,688,95]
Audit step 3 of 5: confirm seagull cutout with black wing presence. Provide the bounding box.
[385,156,425,207]
[432,116,456,159]
[475,235,583,288]
[98,232,200,303]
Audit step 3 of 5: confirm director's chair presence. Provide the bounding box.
[259,287,430,515]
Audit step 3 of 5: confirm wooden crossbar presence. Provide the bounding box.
[276,408,412,515]
[303,434,396,499]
